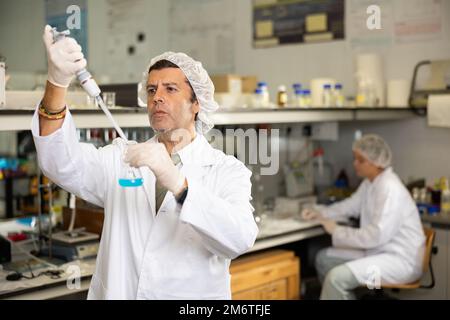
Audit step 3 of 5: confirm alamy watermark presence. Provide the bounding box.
[66,5,81,30]
[169,127,280,176]
[366,5,382,30]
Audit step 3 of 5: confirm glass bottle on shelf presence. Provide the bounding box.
[257,82,270,108]
[303,90,311,108]
[440,177,450,214]
[277,85,288,108]
[291,83,302,106]
[253,88,265,108]
[334,84,345,107]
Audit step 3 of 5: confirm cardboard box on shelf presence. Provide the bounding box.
[241,76,258,94]
[215,93,254,109]
[211,74,242,94]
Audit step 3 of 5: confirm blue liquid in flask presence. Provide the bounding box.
[119,167,143,188]
[118,178,144,188]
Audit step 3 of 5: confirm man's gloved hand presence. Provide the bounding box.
[124,142,186,195]
[301,207,323,221]
[42,25,87,89]
[319,218,337,235]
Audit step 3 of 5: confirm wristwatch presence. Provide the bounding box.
[176,186,188,205]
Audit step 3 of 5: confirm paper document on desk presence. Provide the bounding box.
[257,217,321,239]
[325,247,365,260]
[428,94,450,128]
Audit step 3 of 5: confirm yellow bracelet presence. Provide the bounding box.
[38,102,67,120]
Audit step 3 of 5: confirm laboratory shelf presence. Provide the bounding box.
[0,107,422,131]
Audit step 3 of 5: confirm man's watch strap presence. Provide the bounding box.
[176,187,188,205]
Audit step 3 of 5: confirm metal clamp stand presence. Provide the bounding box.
[36,168,54,260]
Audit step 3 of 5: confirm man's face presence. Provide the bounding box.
[146,68,199,133]
[352,149,379,178]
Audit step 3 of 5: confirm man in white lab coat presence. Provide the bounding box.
[302,134,425,300]
[31,26,258,299]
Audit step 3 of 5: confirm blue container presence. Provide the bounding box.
[427,204,440,216]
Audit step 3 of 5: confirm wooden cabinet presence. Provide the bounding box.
[230,250,300,300]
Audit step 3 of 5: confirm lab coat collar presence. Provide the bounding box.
[149,133,217,167]
[370,166,393,185]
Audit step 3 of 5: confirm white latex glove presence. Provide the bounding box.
[319,218,337,235]
[42,25,87,88]
[124,142,186,195]
[301,207,323,221]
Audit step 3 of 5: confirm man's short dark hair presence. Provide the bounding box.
[148,60,197,104]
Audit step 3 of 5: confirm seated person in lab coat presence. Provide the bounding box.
[302,134,425,300]
[31,26,258,299]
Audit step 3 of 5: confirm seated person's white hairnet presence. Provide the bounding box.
[138,52,219,134]
[352,134,392,169]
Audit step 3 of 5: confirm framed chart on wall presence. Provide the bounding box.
[253,0,345,48]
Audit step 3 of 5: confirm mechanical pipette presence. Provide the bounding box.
[51,27,143,188]
[51,28,127,140]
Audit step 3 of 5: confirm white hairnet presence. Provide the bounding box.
[138,52,219,134]
[352,134,393,168]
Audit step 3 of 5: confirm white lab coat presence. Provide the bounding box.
[31,108,258,300]
[321,167,425,286]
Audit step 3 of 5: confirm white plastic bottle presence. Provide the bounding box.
[322,84,332,107]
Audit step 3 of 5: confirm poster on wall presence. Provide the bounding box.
[347,0,394,47]
[393,0,443,44]
[347,0,442,48]
[252,0,345,48]
[45,0,88,57]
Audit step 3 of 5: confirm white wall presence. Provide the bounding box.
[0,0,169,86]
[86,0,170,83]
[0,0,47,74]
